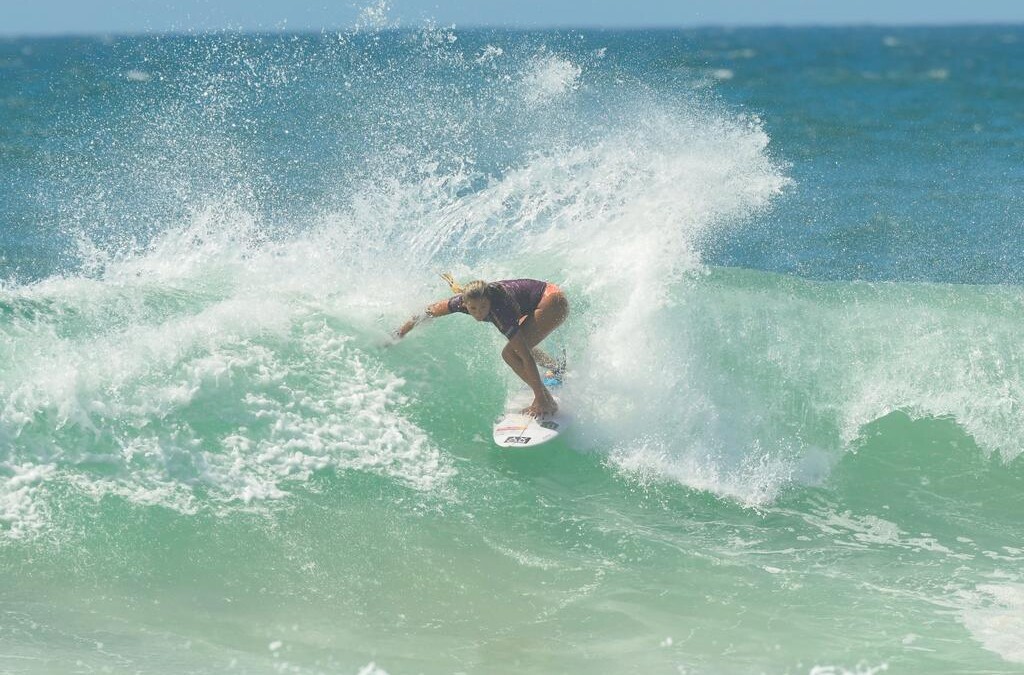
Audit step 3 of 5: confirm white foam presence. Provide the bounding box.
[0,463,55,540]
[810,664,888,675]
[520,52,582,105]
[483,536,562,570]
[799,508,965,557]
[958,583,1024,663]
[605,435,799,507]
[476,44,504,65]
[237,322,453,494]
[0,205,456,538]
[835,284,1024,462]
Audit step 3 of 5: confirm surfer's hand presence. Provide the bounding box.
[395,320,414,339]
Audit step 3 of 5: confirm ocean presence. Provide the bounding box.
[1,17,1023,675]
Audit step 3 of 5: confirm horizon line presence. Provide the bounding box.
[2,19,1023,40]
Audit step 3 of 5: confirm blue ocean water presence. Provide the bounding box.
[1,18,1023,674]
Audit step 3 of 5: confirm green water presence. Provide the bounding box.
[2,269,1022,674]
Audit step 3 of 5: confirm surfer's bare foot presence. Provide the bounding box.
[524,393,557,418]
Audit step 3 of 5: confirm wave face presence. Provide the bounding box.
[1,21,1023,675]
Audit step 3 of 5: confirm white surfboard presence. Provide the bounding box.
[492,374,569,448]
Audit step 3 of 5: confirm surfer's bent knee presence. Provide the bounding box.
[501,341,517,364]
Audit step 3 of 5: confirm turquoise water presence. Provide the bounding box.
[2,19,1024,675]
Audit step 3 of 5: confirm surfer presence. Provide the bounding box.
[396,276,569,417]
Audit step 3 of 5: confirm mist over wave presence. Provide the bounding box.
[0,18,795,535]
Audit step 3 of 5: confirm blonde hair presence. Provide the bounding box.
[440,273,463,294]
[461,280,489,300]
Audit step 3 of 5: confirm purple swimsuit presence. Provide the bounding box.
[447,279,548,339]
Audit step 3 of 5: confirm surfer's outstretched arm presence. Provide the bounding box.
[395,300,451,338]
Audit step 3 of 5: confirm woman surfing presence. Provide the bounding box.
[396,275,569,417]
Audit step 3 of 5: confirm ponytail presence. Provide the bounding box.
[440,272,463,294]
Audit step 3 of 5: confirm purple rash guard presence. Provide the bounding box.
[447,278,548,339]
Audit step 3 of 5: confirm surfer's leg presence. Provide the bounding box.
[502,341,540,387]
[502,340,558,416]
[518,287,569,349]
